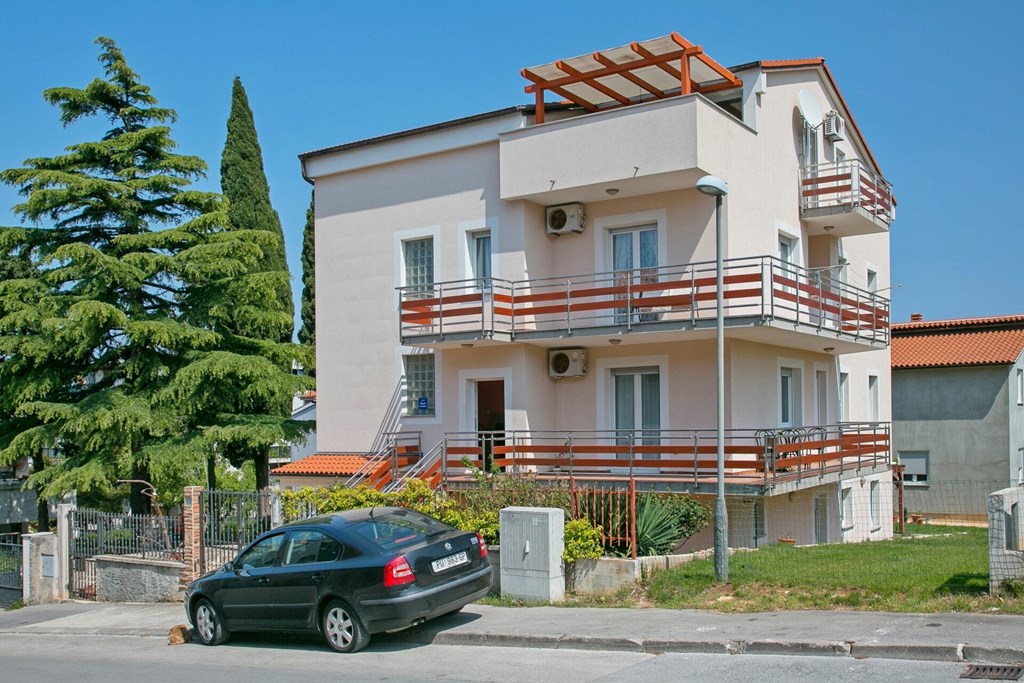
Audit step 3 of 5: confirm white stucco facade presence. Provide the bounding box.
[301,50,894,544]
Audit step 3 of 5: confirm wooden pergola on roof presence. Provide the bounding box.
[522,32,742,123]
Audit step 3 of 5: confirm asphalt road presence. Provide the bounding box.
[1,631,976,682]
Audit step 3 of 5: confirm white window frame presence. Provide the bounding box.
[594,209,667,279]
[457,366,512,433]
[814,363,829,426]
[458,217,499,284]
[396,347,442,424]
[394,225,441,308]
[899,450,929,485]
[840,486,854,530]
[867,373,879,422]
[839,370,850,421]
[866,268,878,293]
[778,358,804,428]
[595,354,669,434]
[1017,367,1023,406]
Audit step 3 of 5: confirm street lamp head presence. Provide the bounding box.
[696,175,729,197]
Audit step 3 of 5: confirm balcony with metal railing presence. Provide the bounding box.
[382,423,890,496]
[801,159,894,237]
[398,255,889,351]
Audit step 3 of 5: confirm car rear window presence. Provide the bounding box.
[349,510,451,551]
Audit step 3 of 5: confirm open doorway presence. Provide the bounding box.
[475,380,505,470]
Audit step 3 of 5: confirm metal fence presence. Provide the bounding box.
[199,490,276,576]
[0,533,21,594]
[67,509,184,600]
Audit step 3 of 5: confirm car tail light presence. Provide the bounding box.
[476,532,488,558]
[384,555,415,587]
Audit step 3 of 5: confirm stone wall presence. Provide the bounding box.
[95,555,184,603]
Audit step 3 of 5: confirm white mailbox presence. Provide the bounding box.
[499,506,564,602]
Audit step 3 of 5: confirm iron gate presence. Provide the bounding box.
[67,509,183,600]
[199,490,275,576]
[0,533,21,604]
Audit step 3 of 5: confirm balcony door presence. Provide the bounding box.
[613,367,660,460]
[611,226,658,324]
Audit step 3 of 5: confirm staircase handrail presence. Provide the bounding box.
[383,439,445,493]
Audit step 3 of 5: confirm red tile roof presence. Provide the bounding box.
[891,315,1024,369]
[272,454,372,477]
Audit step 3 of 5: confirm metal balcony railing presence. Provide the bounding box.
[801,159,894,225]
[398,256,889,344]
[431,423,890,491]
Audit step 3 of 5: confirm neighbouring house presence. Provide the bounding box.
[298,32,895,547]
[272,454,372,490]
[892,314,1024,519]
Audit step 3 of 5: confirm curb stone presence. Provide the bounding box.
[743,640,852,657]
[850,643,961,661]
[641,640,731,655]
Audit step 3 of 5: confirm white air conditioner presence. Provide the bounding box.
[546,203,585,235]
[549,348,587,378]
[823,111,846,142]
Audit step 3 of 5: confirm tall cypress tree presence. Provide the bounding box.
[220,77,293,342]
[0,38,313,507]
[298,192,315,352]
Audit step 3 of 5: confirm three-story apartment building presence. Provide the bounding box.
[299,33,895,547]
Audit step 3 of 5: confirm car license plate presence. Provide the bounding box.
[431,551,468,573]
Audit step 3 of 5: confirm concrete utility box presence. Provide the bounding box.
[500,507,564,602]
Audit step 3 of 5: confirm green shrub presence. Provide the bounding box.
[632,494,711,556]
[563,519,603,564]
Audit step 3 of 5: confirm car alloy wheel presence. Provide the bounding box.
[323,599,369,653]
[194,598,229,646]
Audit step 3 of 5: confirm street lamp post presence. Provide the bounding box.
[696,174,729,583]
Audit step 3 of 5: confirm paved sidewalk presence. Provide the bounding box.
[1,601,1021,664]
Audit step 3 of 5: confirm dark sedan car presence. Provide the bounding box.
[184,507,492,653]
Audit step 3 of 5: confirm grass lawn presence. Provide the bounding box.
[553,525,1024,614]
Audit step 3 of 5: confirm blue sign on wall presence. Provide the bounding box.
[417,396,429,411]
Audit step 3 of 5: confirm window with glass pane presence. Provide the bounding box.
[780,367,799,427]
[840,487,853,529]
[613,367,660,458]
[404,353,435,416]
[403,237,433,294]
[611,226,658,324]
[283,530,342,566]
[899,450,928,484]
[840,372,850,421]
[237,533,284,569]
[868,374,879,422]
[472,231,491,290]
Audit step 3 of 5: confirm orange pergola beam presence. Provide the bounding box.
[555,60,632,106]
[522,34,743,120]
[593,52,666,99]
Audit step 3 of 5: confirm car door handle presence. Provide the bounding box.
[311,574,325,583]
[258,576,271,584]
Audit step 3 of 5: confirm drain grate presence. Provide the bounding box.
[960,665,1024,681]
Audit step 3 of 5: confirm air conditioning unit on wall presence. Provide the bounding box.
[549,348,587,378]
[546,203,585,236]
[824,111,846,142]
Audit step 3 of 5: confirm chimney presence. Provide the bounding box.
[910,313,923,322]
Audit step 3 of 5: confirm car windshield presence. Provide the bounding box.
[349,510,451,551]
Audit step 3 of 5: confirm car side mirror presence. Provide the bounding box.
[222,561,234,573]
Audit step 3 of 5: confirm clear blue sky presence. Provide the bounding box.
[2,1,1021,328]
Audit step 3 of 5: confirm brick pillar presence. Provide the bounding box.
[181,486,204,587]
